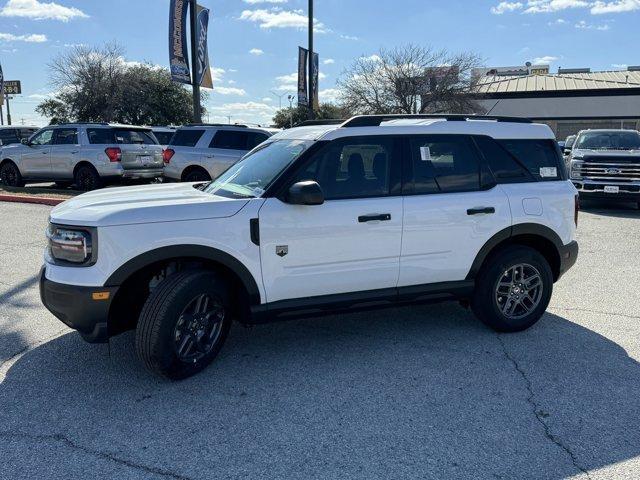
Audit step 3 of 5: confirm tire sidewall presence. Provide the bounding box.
[184,170,210,183]
[147,272,232,379]
[473,246,553,332]
[75,166,101,191]
[0,162,23,187]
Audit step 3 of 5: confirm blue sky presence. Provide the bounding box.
[1,0,640,126]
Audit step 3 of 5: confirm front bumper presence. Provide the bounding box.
[572,180,640,200]
[558,241,579,279]
[39,266,118,343]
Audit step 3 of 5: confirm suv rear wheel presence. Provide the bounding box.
[74,165,102,191]
[0,161,24,187]
[471,246,553,332]
[183,167,211,183]
[135,270,232,380]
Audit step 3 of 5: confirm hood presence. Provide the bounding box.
[0,143,26,153]
[50,182,251,227]
[573,148,640,157]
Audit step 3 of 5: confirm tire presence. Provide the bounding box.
[183,168,211,183]
[74,165,102,191]
[471,246,553,333]
[135,270,232,380]
[0,161,25,187]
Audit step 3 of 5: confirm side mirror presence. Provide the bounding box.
[286,181,324,206]
[563,148,572,155]
[21,138,30,146]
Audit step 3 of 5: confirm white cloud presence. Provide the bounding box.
[262,97,273,102]
[239,8,326,32]
[319,88,342,103]
[207,101,277,126]
[532,55,559,63]
[0,0,88,22]
[575,19,611,28]
[228,79,236,85]
[213,86,247,96]
[490,0,637,14]
[0,32,46,42]
[243,0,287,3]
[323,58,335,65]
[249,48,264,55]
[361,54,382,62]
[612,63,628,68]
[210,67,226,82]
[491,1,524,14]
[340,34,359,41]
[591,0,640,14]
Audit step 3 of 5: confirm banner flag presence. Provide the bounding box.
[297,46,309,106]
[169,0,191,84]
[311,52,319,109]
[195,4,213,89]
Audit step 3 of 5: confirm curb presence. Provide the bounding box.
[0,194,66,206]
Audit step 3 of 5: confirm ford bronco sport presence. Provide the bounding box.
[40,115,579,379]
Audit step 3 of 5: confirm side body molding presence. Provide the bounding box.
[104,244,262,305]
[466,223,564,280]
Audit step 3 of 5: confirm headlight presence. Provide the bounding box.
[570,160,583,179]
[46,224,94,264]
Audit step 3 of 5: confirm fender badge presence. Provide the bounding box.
[276,246,288,257]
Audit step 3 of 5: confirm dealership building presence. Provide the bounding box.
[475,65,640,140]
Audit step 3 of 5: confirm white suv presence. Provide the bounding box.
[40,115,579,379]
[162,124,278,182]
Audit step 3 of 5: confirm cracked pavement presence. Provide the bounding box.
[1,200,640,479]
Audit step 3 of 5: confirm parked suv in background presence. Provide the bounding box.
[40,114,578,379]
[0,123,164,190]
[150,126,176,148]
[568,129,640,207]
[163,124,278,182]
[0,126,38,146]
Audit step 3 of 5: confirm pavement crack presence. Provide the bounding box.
[496,334,592,479]
[0,430,196,480]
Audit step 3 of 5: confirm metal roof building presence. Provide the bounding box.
[475,69,640,140]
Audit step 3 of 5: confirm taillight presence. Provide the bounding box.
[105,147,121,163]
[574,194,580,227]
[163,148,175,165]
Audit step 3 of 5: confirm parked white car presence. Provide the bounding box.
[162,124,278,182]
[41,114,579,379]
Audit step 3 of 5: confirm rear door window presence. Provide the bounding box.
[405,135,481,194]
[210,130,249,150]
[54,128,79,145]
[497,139,565,181]
[0,129,19,145]
[87,128,116,144]
[169,129,205,147]
[246,132,270,150]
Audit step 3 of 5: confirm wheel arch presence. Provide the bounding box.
[466,223,564,282]
[0,157,19,169]
[181,164,211,182]
[72,160,98,176]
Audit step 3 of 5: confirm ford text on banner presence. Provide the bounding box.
[169,0,191,84]
[311,52,319,109]
[298,46,309,106]
[196,4,213,89]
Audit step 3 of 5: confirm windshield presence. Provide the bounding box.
[575,131,640,150]
[203,139,313,198]
[565,136,576,149]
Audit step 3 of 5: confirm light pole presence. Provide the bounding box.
[287,94,295,128]
[269,90,288,109]
[189,0,202,123]
[308,0,314,119]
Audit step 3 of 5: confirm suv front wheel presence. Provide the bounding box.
[471,246,553,332]
[0,161,24,187]
[135,270,232,380]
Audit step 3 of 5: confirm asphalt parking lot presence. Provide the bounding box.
[1,200,640,479]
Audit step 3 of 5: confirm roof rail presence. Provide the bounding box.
[341,114,533,128]
[295,119,345,127]
[53,122,110,126]
[187,123,249,128]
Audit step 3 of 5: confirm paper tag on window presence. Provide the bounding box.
[420,146,431,161]
[539,167,557,178]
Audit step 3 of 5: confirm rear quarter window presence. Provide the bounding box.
[87,128,157,145]
[497,139,565,181]
[170,129,205,147]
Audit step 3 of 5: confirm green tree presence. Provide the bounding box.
[272,103,350,129]
[36,43,203,125]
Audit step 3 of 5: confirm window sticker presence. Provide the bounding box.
[539,167,557,178]
[420,146,431,162]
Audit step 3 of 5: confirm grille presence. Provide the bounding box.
[575,158,640,182]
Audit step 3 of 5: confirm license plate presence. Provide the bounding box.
[138,155,152,166]
[604,186,619,194]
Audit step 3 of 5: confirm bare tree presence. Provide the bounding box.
[337,45,483,115]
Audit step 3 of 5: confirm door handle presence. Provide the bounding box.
[358,213,391,223]
[467,207,495,216]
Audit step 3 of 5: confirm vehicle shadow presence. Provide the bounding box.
[1,304,639,479]
[580,198,640,219]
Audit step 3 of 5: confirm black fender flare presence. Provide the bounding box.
[104,244,262,305]
[466,223,564,280]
